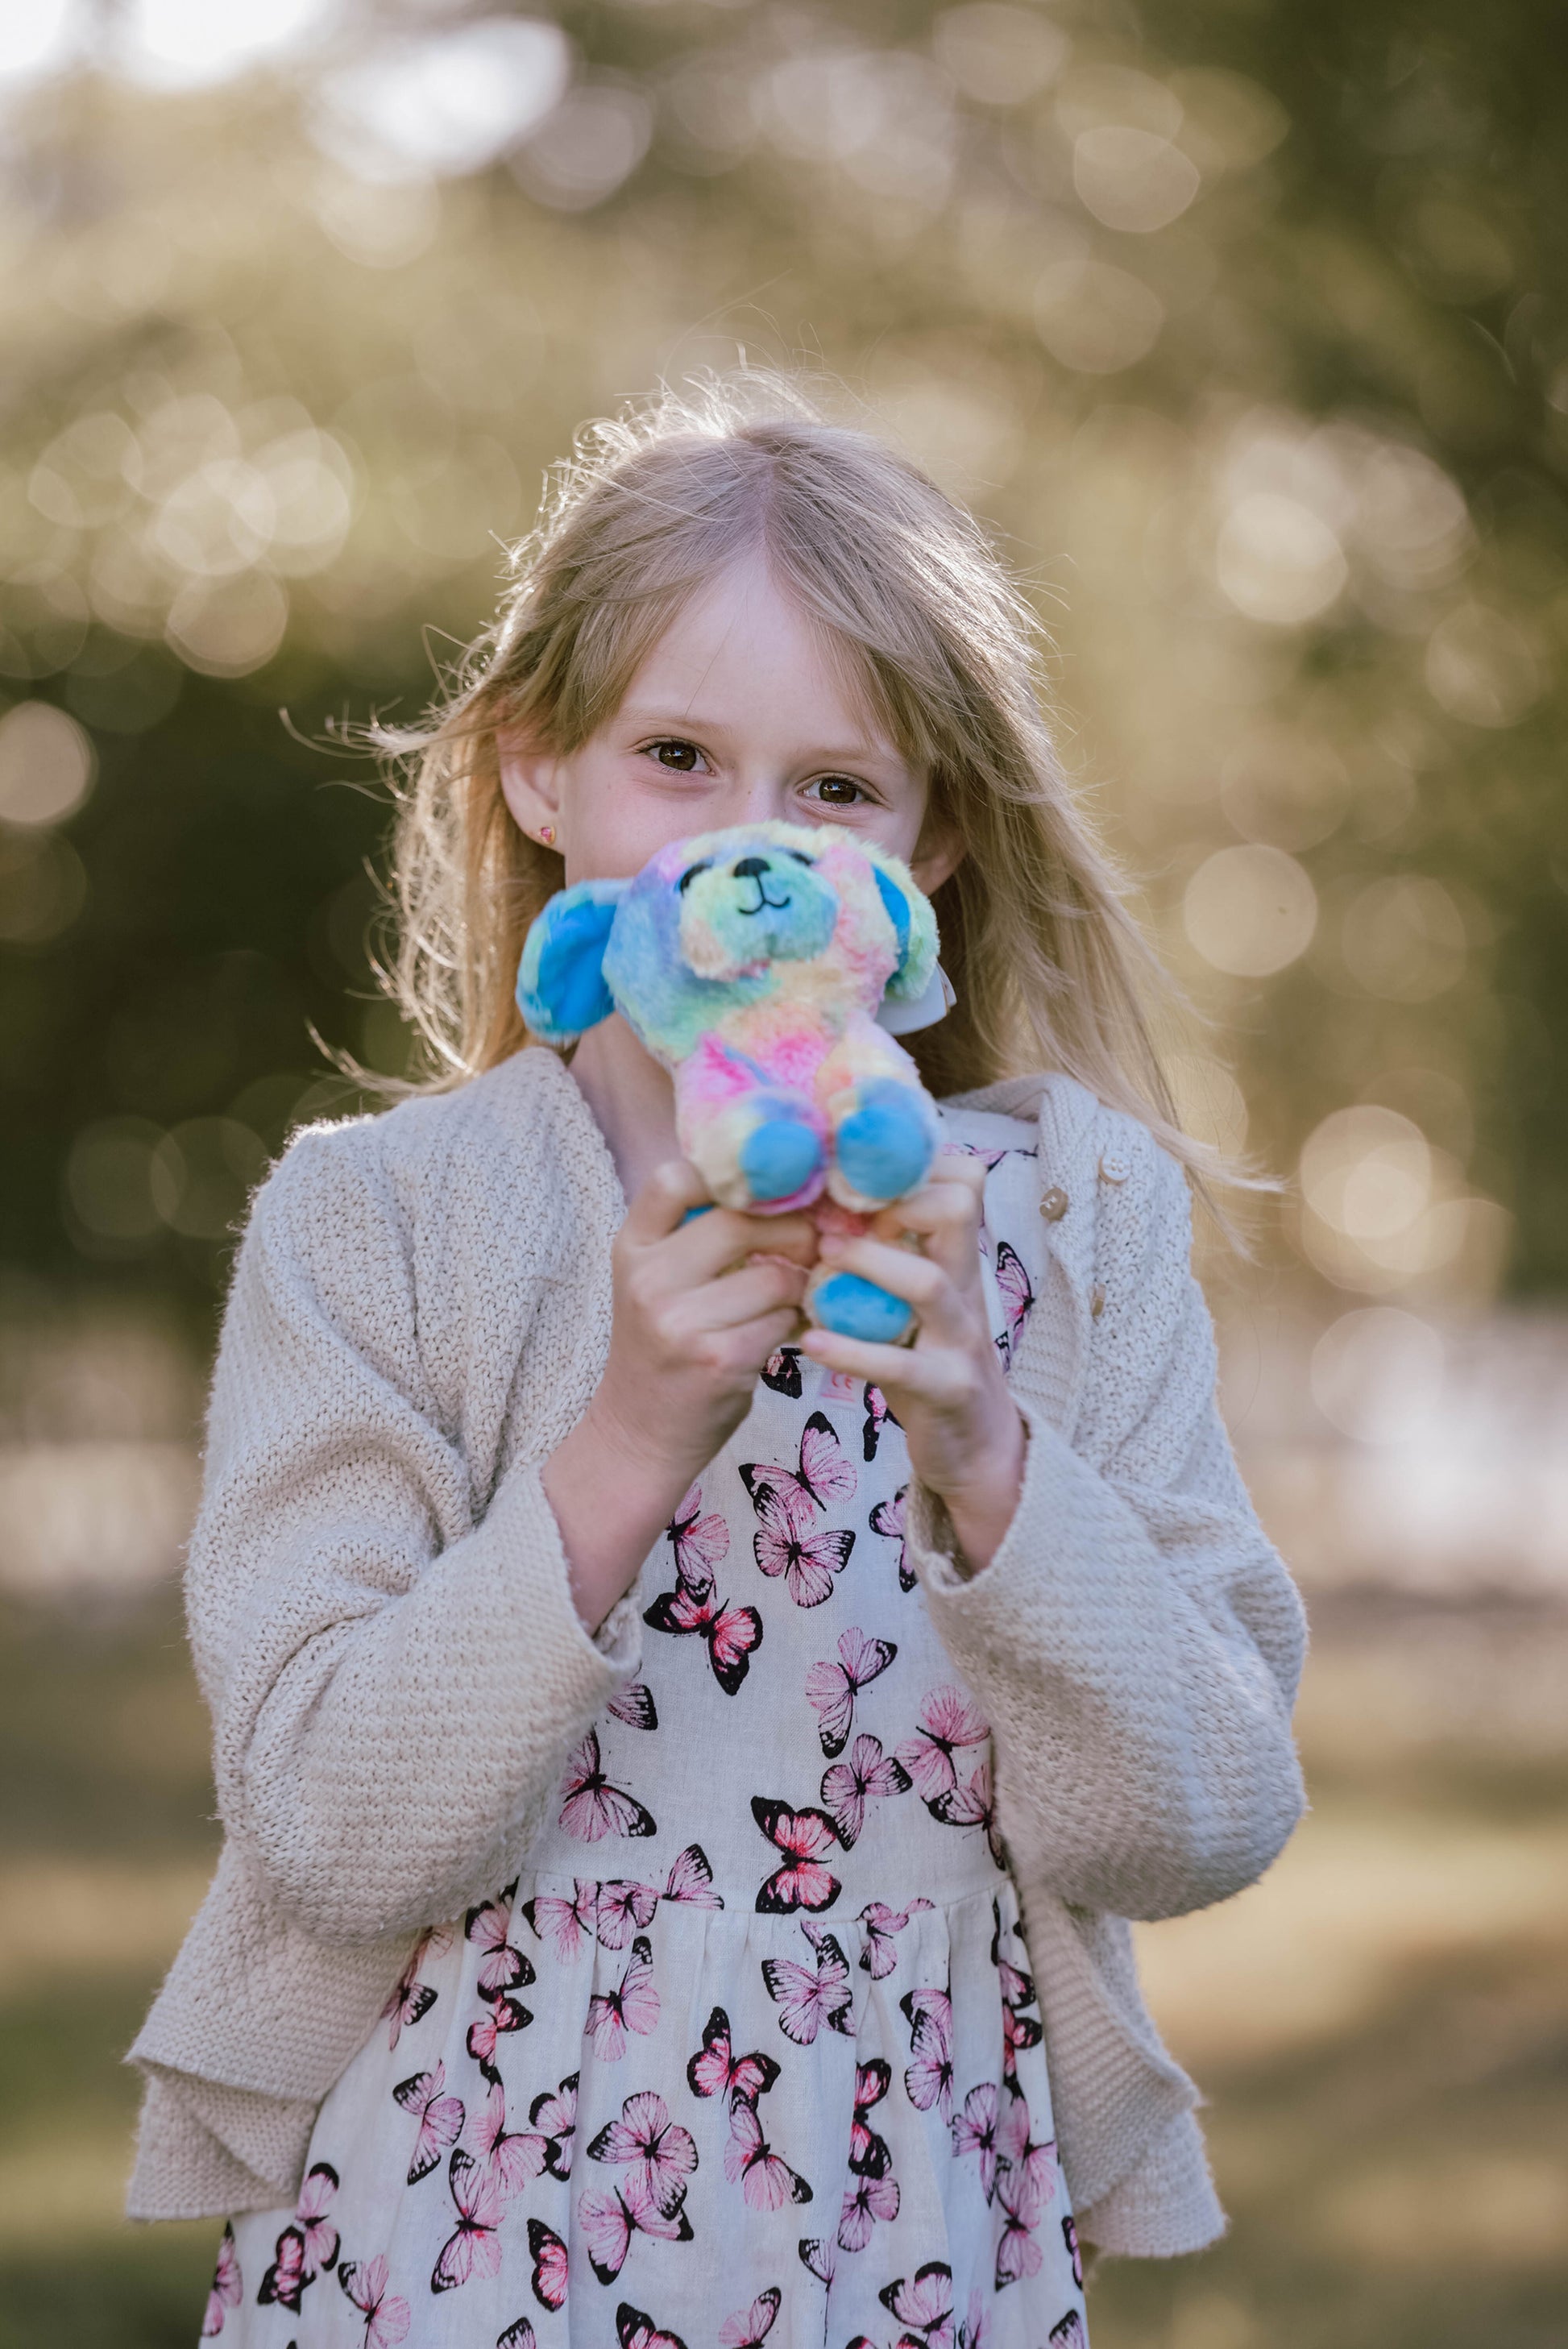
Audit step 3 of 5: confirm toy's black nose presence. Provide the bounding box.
[732,856,770,880]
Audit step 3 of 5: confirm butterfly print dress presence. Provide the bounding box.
[215,1114,1089,2349]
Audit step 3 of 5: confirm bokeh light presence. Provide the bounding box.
[2,9,1566,2343]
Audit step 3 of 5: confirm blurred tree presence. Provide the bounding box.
[2,0,1564,1325]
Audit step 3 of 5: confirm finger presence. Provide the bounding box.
[932,1149,988,1197]
[664,1259,809,1336]
[623,1158,714,1243]
[865,1174,982,1291]
[622,1160,816,1272]
[799,1326,971,1398]
[666,1204,820,1281]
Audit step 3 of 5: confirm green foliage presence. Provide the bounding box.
[2,0,1566,1314]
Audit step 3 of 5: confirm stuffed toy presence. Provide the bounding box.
[516,820,949,1343]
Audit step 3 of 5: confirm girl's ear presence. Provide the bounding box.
[863,845,940,1004]
[516,880,628,1041]
[498,730,562,840]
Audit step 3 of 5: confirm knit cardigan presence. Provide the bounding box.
[127,1048,1307,2258]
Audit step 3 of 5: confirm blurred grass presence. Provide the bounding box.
[0,1588,1564,2349]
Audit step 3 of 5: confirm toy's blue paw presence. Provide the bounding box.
[740,1113,824,1205]
[811,1270,916,1346]
[834,1078,936,1205]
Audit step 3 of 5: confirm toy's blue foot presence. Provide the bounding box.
[834,1078,937,1206]
[810,1270,916,1346]
[740,1112,824,1205]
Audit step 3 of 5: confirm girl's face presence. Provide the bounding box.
[500,550,961,897]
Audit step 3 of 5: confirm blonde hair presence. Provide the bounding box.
[377,370,1212,1177]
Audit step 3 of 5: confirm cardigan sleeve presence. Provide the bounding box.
[185,1123,640,1945]
[908,1124,1307,1922]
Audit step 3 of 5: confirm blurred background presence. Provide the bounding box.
[2,0,1566,2343]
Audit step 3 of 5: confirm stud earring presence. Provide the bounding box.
[537,825,556,847]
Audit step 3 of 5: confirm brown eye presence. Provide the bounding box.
[654,740,699,772]
[815,776,862,806]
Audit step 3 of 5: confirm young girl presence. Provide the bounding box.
[131,376,1306,2349]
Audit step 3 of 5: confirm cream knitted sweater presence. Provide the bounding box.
[127,1048,1306,2258]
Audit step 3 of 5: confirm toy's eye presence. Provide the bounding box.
[786,850,815,867]
[678,860,712,894]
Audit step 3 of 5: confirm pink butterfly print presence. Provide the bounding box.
[930,1759,1006,1870]
[393,2061,465,2184]
[1002,1994,1044,2086]
[578,2173,694,2284]
[608,1679,658,1730]
[993,2153,1047,2290]
[821,1733,911,1849]
[989,1899,1036,2011]
[724,2097,813,2210]
[1049,2315,1087,2349]
[529,2070,579,2180]
[751,1797,842,1914]
[618,2303,691,2349]
[381,1926,449,2046]
[861,1382,897,1463]
[559,1729,657,1842]
[201,2223,241,2336]
[750,1485,856,1610]
[950,2082,1001,2202]
[996,2095,1060,2212]
[953,1142,1010,1172]
[258,2227,310,2312]
[528,2217,569,2311]
[662,1841,723,1910]
[761,1347,803,1397]
[956,2286,991,2349]
[837,2167,899,2253]
[880,2260,953,2347]
[991,1239,1035,1371]
[805,1628,897,1759]
[666,1481,730,1584]
[585,1935,659,2061]
[720,2285,782,2348]
[465,1894,536,1996]
[687,2005,782,2109]
[740,1409,857,1538]
[848,2057,892,2179]
[895,1685,990,1801]
[521,1880,599,1962]
[761,1928,852,2045]
[337,2255,411,2349]
[901,1985,955,2121]
[587,2089,699,2215]
[594,1878,660,1949]
[432,2146,506,2293]
[467,1990,532,2081]
[798,2235,836,2288]
[499,2322,537,2349]
[471,2081,550,2197]
[293,2160,340,2276]
[642,1557,763,1695]
[857,1898,932,1978]
[869,1487,915,1594]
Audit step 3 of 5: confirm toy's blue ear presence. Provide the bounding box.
[869,857,940,1002]
[516,880,628,1042]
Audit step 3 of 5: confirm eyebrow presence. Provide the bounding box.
[616,705,908,770]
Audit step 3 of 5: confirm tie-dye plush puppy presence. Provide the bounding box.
[516,820,946,1342]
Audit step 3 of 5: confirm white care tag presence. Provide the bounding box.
[875,960,956,1035]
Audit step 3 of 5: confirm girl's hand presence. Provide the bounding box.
[545,1160,817,1631]
[799,1155,1025,1572]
